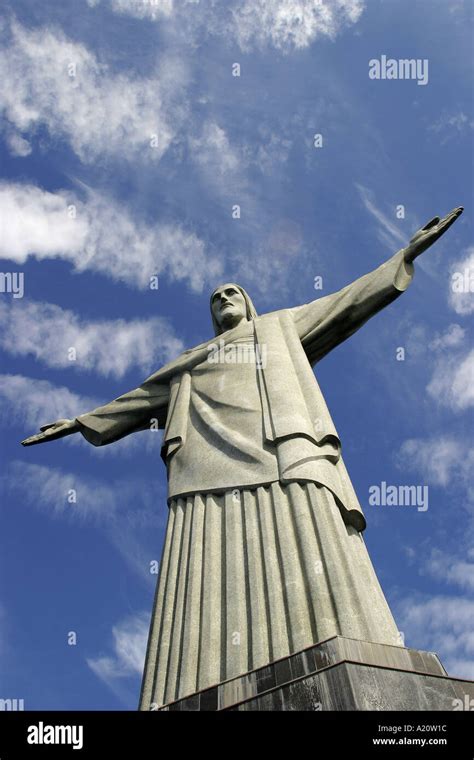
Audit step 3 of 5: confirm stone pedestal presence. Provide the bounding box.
[156,635,474,711]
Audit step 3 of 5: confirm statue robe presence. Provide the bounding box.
[75,249,414,708]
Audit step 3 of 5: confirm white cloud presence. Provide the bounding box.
[429,323,465,351]
[186,121,309,296]
[6,132,32,157]
[355,183,409,250]
[355,186,461,283]
[254,129,293,175]
[0,182,221,292]
[231,0,365,51]
[0,21,184,163]
[86,611,150,704]
[188,118,293,198]
[398,322,473,413]
[188,121,257,210]
[397,595,474,679]
[397,323,428,359]
[0,299,183,378]
[423,549,474,593]
[396,436,473,494]
[0,374,99,431]
[0,183,87,262]
[190,122,241,177]
[449,247,474,315]
[0,374,162,456]
[110,0,174,19]
[3,460,166,580]
[87,612,149,683]
[428,111,474,145]
[95,0,364,52]
[4,461,118,522]
[427,349,474,412]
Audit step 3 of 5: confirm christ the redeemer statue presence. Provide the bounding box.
[22,208,463,709]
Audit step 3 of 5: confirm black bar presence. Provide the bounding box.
[0,710,472,758]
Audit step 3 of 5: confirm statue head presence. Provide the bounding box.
[210,283,258,335]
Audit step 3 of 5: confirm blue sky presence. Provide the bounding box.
[0,0,472,710]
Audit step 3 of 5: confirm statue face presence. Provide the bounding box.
[211,284,247,330]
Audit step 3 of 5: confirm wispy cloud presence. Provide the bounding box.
[0,374,163,456]
[87,612,149,679]
[427,348,474,412]
[87,611,149,705]
[423,548,474,594]
[395,436,474,499]
[189,121,243,190]
[383,321,473,413]
[89,0,365,52]
[0,20,185,163]
[230,0,365,51]
[0,182,221,292]
[397,595,474,679]
[0,300,183,378]
[355,184,467,286]
[355,183,410,250]
[3,461,166,581]
[428,111,474,145]
[0,374,99,431]
[5,132,32,157]
[109,0,174,20]
[3,461,118,522]
[429,323,466,351]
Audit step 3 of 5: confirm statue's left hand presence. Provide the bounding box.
[404,206,463,263]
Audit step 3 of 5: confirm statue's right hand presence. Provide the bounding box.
[21,419,79,446]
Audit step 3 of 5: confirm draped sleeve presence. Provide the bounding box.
[75,379,169,447]
[290,249,414,366]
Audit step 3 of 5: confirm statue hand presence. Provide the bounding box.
[21,419,79,447]
[404,206,463,263]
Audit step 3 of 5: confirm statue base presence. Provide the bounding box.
[157,635,474,711]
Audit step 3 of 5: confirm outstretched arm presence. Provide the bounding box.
[291,207,463,365]
[21,380,170,447]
